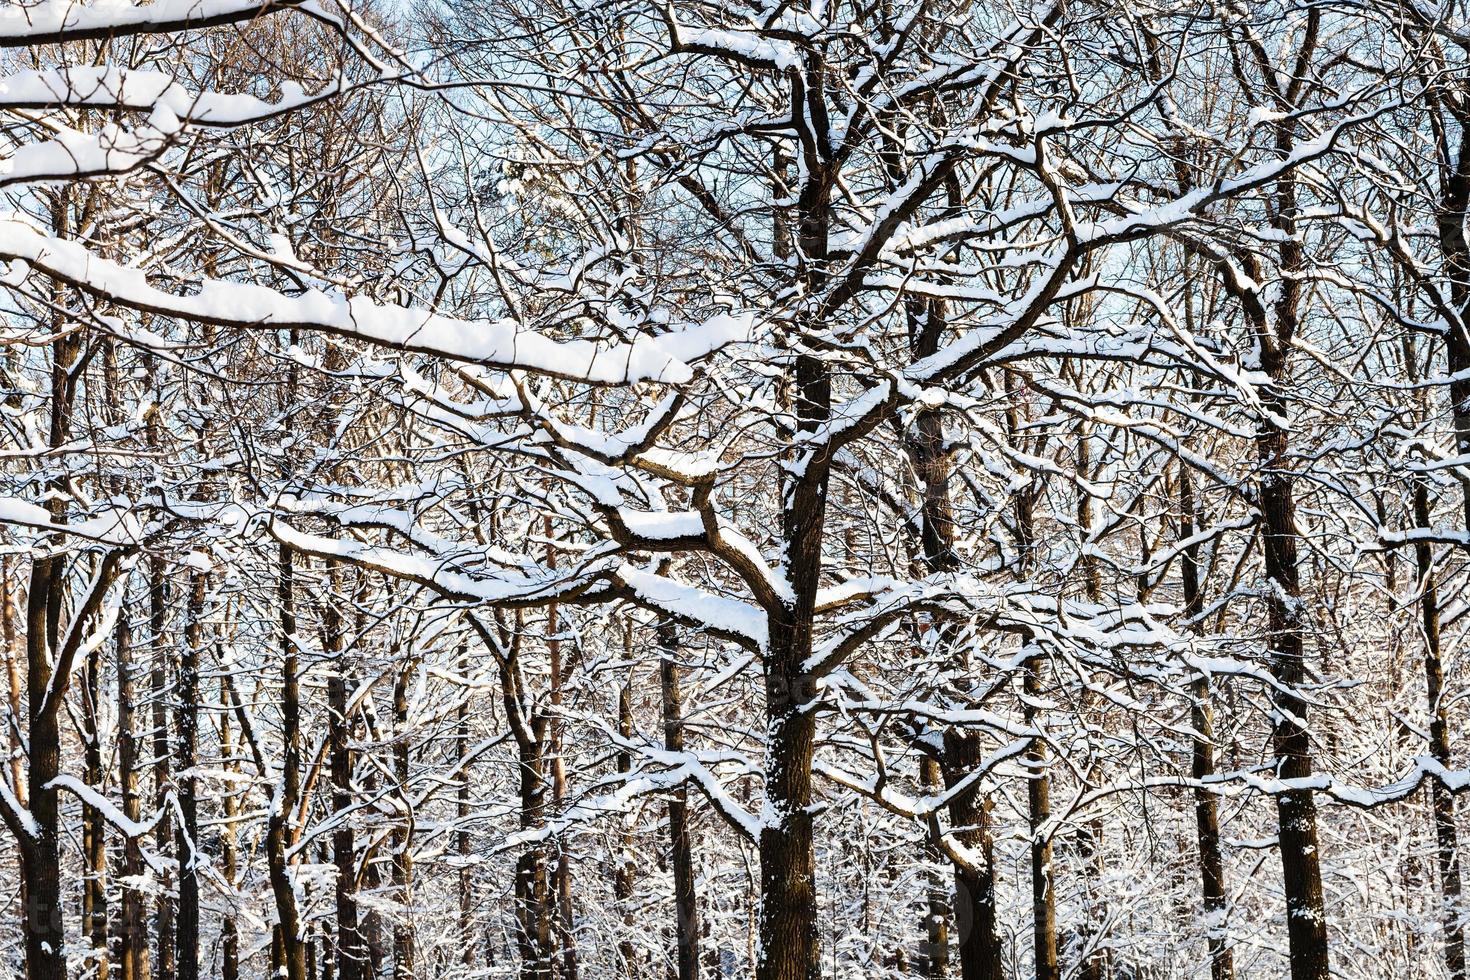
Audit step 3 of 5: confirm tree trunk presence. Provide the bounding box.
[218,675,239,980]
[514,727,554,980]
[942,731,1005,980]
[1414,481,1466,980]
[545,590,578,980]
[1023,657,1060,980]
[756,647,819,980]
[1257,404,1330,980]
[24,555,66,980]
[614,661,639,977]
[1179,468,1234,980]
[269,543,308,980]
[392,660,416,980]
[175,568,205,980]
[920,756,951,977]
[117,594,151,980]
[660,624,700,980]
[457,693,477,971]
[906,294,1005,980]
[149,556,176,980]
[326,565,365,980]
[82,622,110,980]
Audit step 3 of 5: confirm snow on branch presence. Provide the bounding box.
[0,0,304,45]
[0,217,755,385]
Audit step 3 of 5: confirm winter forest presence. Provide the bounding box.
[12,1,1470,980]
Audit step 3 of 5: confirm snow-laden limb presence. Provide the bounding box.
[805,573,1180,677]
[0,217,753,384]
[45,775,169,847]
[611,564,767,652]
[0,0,303,45]
[1050,755,1470,825]
[1,106,181,187]
[518,720,763,843]
[815,739,1031,822]
[599,503,794,609]
[269,519,610,606]
[823,672,1040,740]
[0,496,144,545]
[659,5,804,71]
[815,739,1032,875]
[0,67,341,125]
[0,772,37,841]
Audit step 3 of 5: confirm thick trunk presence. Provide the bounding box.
[1179,469,1234,980]
[941,731,1004,980]
[392,662,416,980]
[614,666,639,977]
[752,134,837,979]
[117,598,151,980]
[175,570,205,980]
[1257,409,1329,980]
[149,557,176,980]
[755,656,819,980]
[83,633,110,980]
[660,624,700,980]
[457,695,477,970]
[1257,104,1330,980]
[326,573,365,980]
[905,294,1005,980]
[1415,482,1467,980]
[514,729,554,980]
[921,756,951,977]
[218,676,239,980]
[23,197,76,980]
[758,514,829,975]
[24,559,65,980]
[545,591,578,980]
[270,544,308,980]
[1023,658,1060,980]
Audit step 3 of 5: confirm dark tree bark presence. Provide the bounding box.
[326,564,365,980]
[218,675,239,980]
[18,253,129,980]
[82,618,110,980]
[1023,655,1060,980]
[545,586,577,980]
[457,693,477,971]
[941,731,1005,980]
[1179,468,1234,980]
[1414,481,1466,980]
[23,554,66,980]
[269,543,308,980]
[1256,393,1329,980]
[21,543,126,980]
[920,756,951,977]
[117,597,150,980]
[614,660,639,978]
[513,722,554,980]
[392,657,417,980]
[1425,64,1470,980]
[755,150,839,980]
[174,568,205,980]
[1007,399,1059,980]
[659,624,700,980]
[905,293,1005,980]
